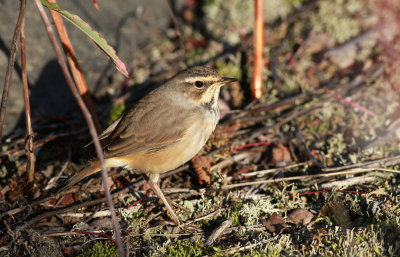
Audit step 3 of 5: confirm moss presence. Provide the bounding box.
[215,56,242,79]
[109,104,125,122]
[310,0,361,44]
[239,199,280,226]
[78,241,118,257]
[149,239,210,257]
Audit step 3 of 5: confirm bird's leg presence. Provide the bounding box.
[143,174,181,226]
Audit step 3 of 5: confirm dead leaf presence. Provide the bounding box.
[7,178,26,201]
[191,155,212,185]
[261,213,287,234]
[90,218,113,229]
[287,208,313,225]
[231,165,254,177]
[320,200,351,228]
[271,143,292,166]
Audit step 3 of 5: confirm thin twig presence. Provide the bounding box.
[205,218,233,245]
[224,168,400,189]
[320,175,378,189]
[20,10,36,183]
[211,152,255,172]
[14,195,114,232]
[0,0,26,138]
[163,0,185,53]
[322,155,400,172]
[33,1,123,256]
[45,150,71,191]
[191,209,222,223]
[239,162,307,178]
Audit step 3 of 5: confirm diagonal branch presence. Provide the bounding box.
[0,0,26,138]
[33,1,124,256]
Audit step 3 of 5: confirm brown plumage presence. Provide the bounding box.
[55,66,237,225]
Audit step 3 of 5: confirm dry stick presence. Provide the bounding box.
[205,218,233,245]
[20,19,34,181]
[15,194,113,231]
[251,0,264,99]
[20,12,36,183]
[0,0,26,138]
[33,1,124,256]
[48,0,101,133]
[240,162,307,178]
[224,168,400,189]
[163,0,185,53]
[322,155,400,172]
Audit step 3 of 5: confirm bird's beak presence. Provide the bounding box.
[214,77,238,86]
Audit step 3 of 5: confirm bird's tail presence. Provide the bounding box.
[54,161,101,195]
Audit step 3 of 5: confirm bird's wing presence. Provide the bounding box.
[99,117,122,140]
[103,94,195,158]
[83,117,122,148]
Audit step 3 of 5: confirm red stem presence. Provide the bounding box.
[251,0,265,99]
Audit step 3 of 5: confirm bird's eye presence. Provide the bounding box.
[194,81,204,88]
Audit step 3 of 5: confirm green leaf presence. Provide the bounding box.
[40,0,129,78]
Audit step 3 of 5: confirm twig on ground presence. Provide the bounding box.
[238,162,307,178]
[205,218,233,245]
[224,167,400,189]
[322,155,400,172]
[320,175,379,189]
[45,150,71,191]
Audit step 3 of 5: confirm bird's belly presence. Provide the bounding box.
[115,114,216,174]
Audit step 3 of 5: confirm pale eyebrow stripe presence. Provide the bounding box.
[184,76,217,83]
